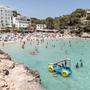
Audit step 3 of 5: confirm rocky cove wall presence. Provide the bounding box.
[0,50,44,90]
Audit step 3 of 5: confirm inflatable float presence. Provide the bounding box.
[48,59,72,77]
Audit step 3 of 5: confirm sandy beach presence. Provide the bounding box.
[0,32,81,45]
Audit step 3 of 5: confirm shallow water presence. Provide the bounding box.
[0,38,90,90]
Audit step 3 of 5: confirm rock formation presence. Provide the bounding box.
[0,50,43,90]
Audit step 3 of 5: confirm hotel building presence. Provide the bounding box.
[0,5,13,30]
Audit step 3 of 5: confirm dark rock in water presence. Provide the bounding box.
[0,50,5,54]
[0,50,12,60]
[5,54,12,60]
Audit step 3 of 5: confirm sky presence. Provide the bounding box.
[0,0,90,19]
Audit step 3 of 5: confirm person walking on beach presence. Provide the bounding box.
[22,41,25,49]
[2,41,4,47]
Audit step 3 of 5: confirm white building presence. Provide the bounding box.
[0,5,30,31]
[13,15,30,29]
[80,9,90,25]
[86,9,90,16]
[0,5,13,29]
[36,24,46,30]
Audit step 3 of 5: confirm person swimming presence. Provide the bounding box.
[35,48,39,53]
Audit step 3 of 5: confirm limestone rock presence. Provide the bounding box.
[0,50,43,90]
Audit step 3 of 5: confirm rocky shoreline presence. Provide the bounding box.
[0,50,43,90]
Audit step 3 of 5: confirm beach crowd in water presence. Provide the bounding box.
[0,32,66,45]
[0,32,84,68]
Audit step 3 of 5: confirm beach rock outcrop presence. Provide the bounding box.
[81,33,90,38]
[0,50,43,90]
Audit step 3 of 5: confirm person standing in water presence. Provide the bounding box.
[75,62,79,68]
[69,40,71,47]
[80,59,83,67]
[53,44,55,48]
[22,44,24,49]
[46,45,47,48]
[22,41,25,49]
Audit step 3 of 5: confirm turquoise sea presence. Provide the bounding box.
[0,38,90,90]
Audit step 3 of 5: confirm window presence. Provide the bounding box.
[5,14,7,16]
[1,23,4,26]
[5,20,7,23]
[1,10,2,12]
[1,20,3,22]
[5,10,7,13]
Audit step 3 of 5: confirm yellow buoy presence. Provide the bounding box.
[48,64,54,72]
[61,69,69,77]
